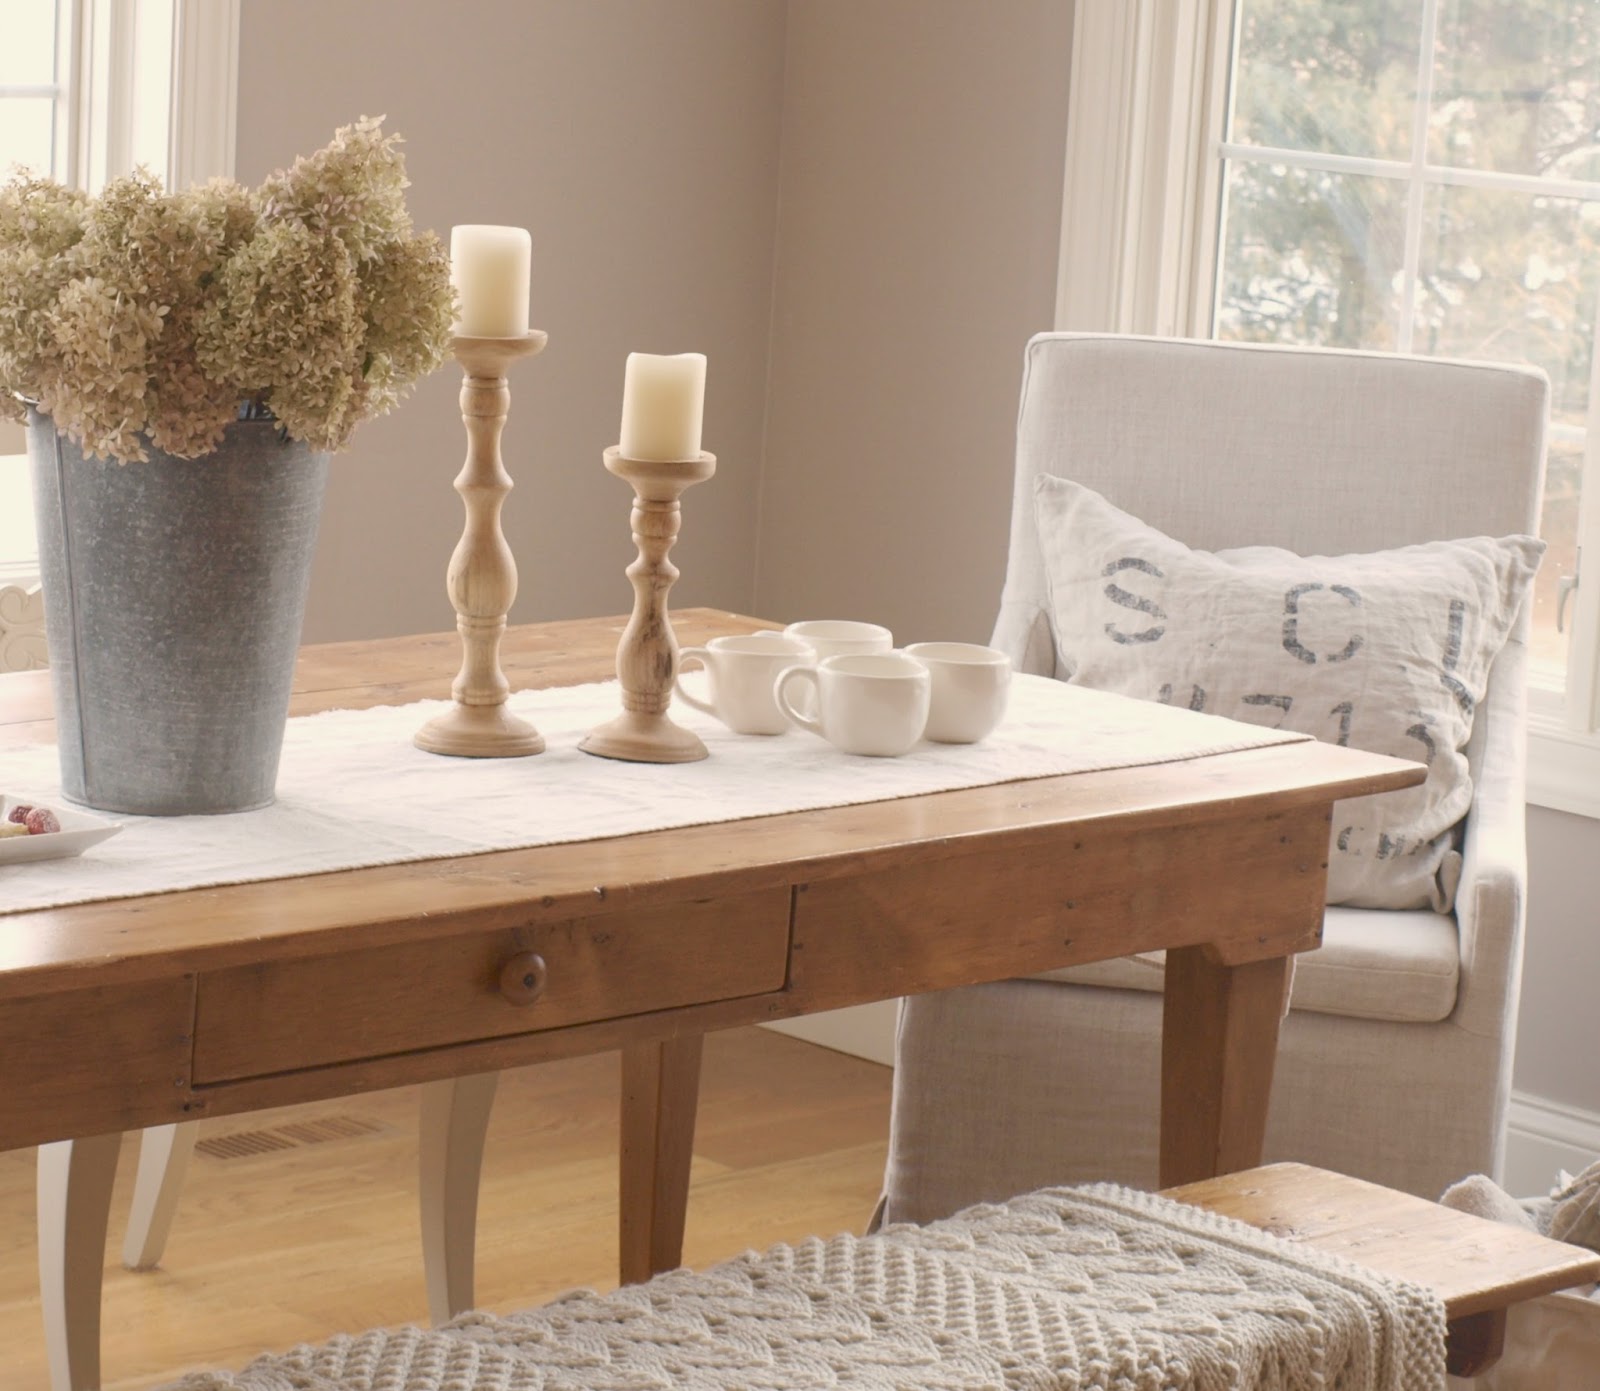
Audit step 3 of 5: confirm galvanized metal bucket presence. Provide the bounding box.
[27,410,330,815]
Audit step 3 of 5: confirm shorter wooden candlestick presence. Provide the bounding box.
[415,331,547,758]
[580,447,717,764]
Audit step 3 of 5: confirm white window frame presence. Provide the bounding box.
[1057,0,1600,819]
[74,0,240,197]
[0,0,238,594]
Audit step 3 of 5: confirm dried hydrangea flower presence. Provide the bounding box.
[0,116,454,463]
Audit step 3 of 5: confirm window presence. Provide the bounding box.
[0,0,238,585]
[1057,0,1600,815]
[0,0,69,585]
[1213,0,1600,703]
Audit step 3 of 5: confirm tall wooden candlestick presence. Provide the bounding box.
[415,331,547,758]
[580,447,717,763]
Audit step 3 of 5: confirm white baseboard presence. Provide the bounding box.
[1504,1091,1600,1197]
[763,1000,898,1067]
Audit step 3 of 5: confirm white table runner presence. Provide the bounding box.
[1,675,1310,916]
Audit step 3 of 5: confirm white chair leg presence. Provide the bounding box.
[37,1132,122,1391]
[419,1071,499,1326]
[121,1121,200,1271]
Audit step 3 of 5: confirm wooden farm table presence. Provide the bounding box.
[0,610,1424,1387]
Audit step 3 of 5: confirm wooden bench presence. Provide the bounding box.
[1165,1163,1600,1377]
[140,1165,1595,1389]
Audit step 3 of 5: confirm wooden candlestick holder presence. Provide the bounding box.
[580,447,717,764]
[415,331,548,758]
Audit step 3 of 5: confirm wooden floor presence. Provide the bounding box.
[0,1027,892,1390]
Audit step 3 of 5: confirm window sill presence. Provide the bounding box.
[1527,713,1600,820]
[0,562,39,589]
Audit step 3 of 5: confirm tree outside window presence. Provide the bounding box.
[1214,0,1600,684]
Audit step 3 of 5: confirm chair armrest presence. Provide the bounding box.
[1453,635,1530,1042]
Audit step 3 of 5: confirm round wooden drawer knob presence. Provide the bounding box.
[498,952,548,1006]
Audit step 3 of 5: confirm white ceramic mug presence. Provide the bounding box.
[774,652,931,757]
[779,621,892,719]
[674,633,814,735]
[905,642,1013,744]
[781,619,894,660]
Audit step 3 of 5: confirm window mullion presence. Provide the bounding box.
[1397,0,1443,356]
[1215,142,1413,181]
[168,0,238,188]
[74,0,137,192]
[1217,143,1600,203]
[58,0,81,185]
[1200,0,1243,335]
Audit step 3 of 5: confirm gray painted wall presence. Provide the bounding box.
[236,0,787,643]
[1520,807,1600,1114]
[753,0,1074,646]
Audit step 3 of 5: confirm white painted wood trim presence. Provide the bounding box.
[70,0,238,192]
[76,0,137,190]
[1054,1,1140,332]
[1504,1090,1600,1198]
[1527,713,1600,820]
[168,0,238,187]
[1054,0,1230,336]
[54,0,80,184]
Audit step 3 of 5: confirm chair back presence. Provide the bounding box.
[995,333,1548,673]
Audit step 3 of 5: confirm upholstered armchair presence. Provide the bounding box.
[882,333,1548,1222]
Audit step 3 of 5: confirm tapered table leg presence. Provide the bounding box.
[1159,947,1294,1188]
[419,1071,500,1325]
[121,1121,200,1271]
[38,1132,122,1391]
[619,1035,705,1284]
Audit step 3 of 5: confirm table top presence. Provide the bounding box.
[0,611,1424,999]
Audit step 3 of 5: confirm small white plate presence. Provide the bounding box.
[0,795,124,865]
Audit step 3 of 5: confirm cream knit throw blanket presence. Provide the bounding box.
[163,1186,1446,1391]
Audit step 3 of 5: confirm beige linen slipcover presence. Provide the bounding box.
[885,334,1547,1218]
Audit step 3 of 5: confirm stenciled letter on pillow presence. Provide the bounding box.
[1034,476,1544,911]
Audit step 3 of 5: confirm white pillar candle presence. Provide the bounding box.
[450,225,531,337]
[618,352,707,462]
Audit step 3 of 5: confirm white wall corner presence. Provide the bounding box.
[1503,1090,1600,1198]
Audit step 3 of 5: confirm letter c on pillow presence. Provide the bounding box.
[1282,582,1364,665]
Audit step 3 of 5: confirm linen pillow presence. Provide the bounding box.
[1033,475,1544,912]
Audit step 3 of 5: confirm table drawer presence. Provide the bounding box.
[191,887,790,1083]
